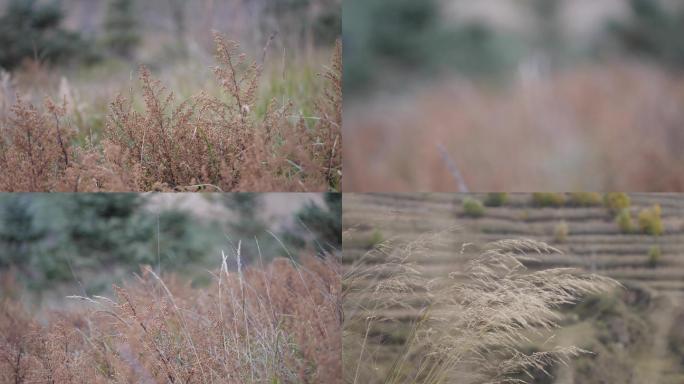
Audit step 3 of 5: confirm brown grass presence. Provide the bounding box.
[0,34,341,192]
[344,62,684,192]
[0,254,341,384]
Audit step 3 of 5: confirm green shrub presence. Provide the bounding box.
[569,192,603,207]
[0,194,212,288]
[0,196,45,269]
[484,193,508,207]
[554,221,569,243]
[263,0,340,48]
[604,193,631,215]
[531,193,565,207]
[647,245,662,268]
[616,209,634,234]
[104,0,141,59]
[292,193,342,254]
[0,0,96,69]
[343,0,520,93]
[609,0,684,70]
[463,198,485,218]
[638,204,663,236]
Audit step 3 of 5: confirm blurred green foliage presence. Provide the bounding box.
[638,204,663,236]
[343,0,521,94]
[462,198,485,218]
[344,0,684,95]
[220,193,341,263]
[647,244,661,268]
[0,193,341,293]
[0,0,97,70]
[568,192,603,207]
[0,194,211,290]
[610,0,684,69]
[103,0,141,59]
[294,193,341,254]
[616,208,634,234]
[264,0,340,48]
[220,193,270,264]
[604,193,631,216]
[484,193,508,207]
[0,196,45,271]
[532,193,566,208]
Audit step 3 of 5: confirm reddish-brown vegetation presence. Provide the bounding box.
[0,255,341,383]
[345,63,684,192]
[0,34,341,192]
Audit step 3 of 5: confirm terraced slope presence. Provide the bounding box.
[343,193,684,384]
[343,193,684,295]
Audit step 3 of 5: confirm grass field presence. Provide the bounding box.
[1,254,341,383]
[344,63,684,192]
[0,37,341,192]
[343,193,684,383]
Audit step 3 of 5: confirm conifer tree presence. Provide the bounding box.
[104,0,140,59]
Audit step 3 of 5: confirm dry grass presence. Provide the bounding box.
[0,253,341,384]
[0,34,341,192]
[343,234,619,384]
[344,62,684,191]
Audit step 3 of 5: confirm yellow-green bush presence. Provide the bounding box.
[532,193,565,207]
[369,229,384,249]
[569,192,603,207]
[463,198,485,218]
[638,204,663,236]
[616,209,634,234]
[484,193,508,207]
[604,193,631,215]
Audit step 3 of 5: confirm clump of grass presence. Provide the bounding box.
[568,192,602,207]
[638,204,663,236]
[462,197,485,218]
[532,192,566,207]
[344,234,619,384]
[0,34,342,192]
[484,192,508,207]
[554,220,569,243]
[604,193,631,216]
[647,245,662,268]
[0,252,341,383]
[616,208,634,234]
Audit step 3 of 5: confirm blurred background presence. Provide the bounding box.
[0,0,340,143]
[344,0,684,192]
[0,193,341,308]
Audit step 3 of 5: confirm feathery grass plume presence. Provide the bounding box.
[344,234,620,384]
[0,254,341,383]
